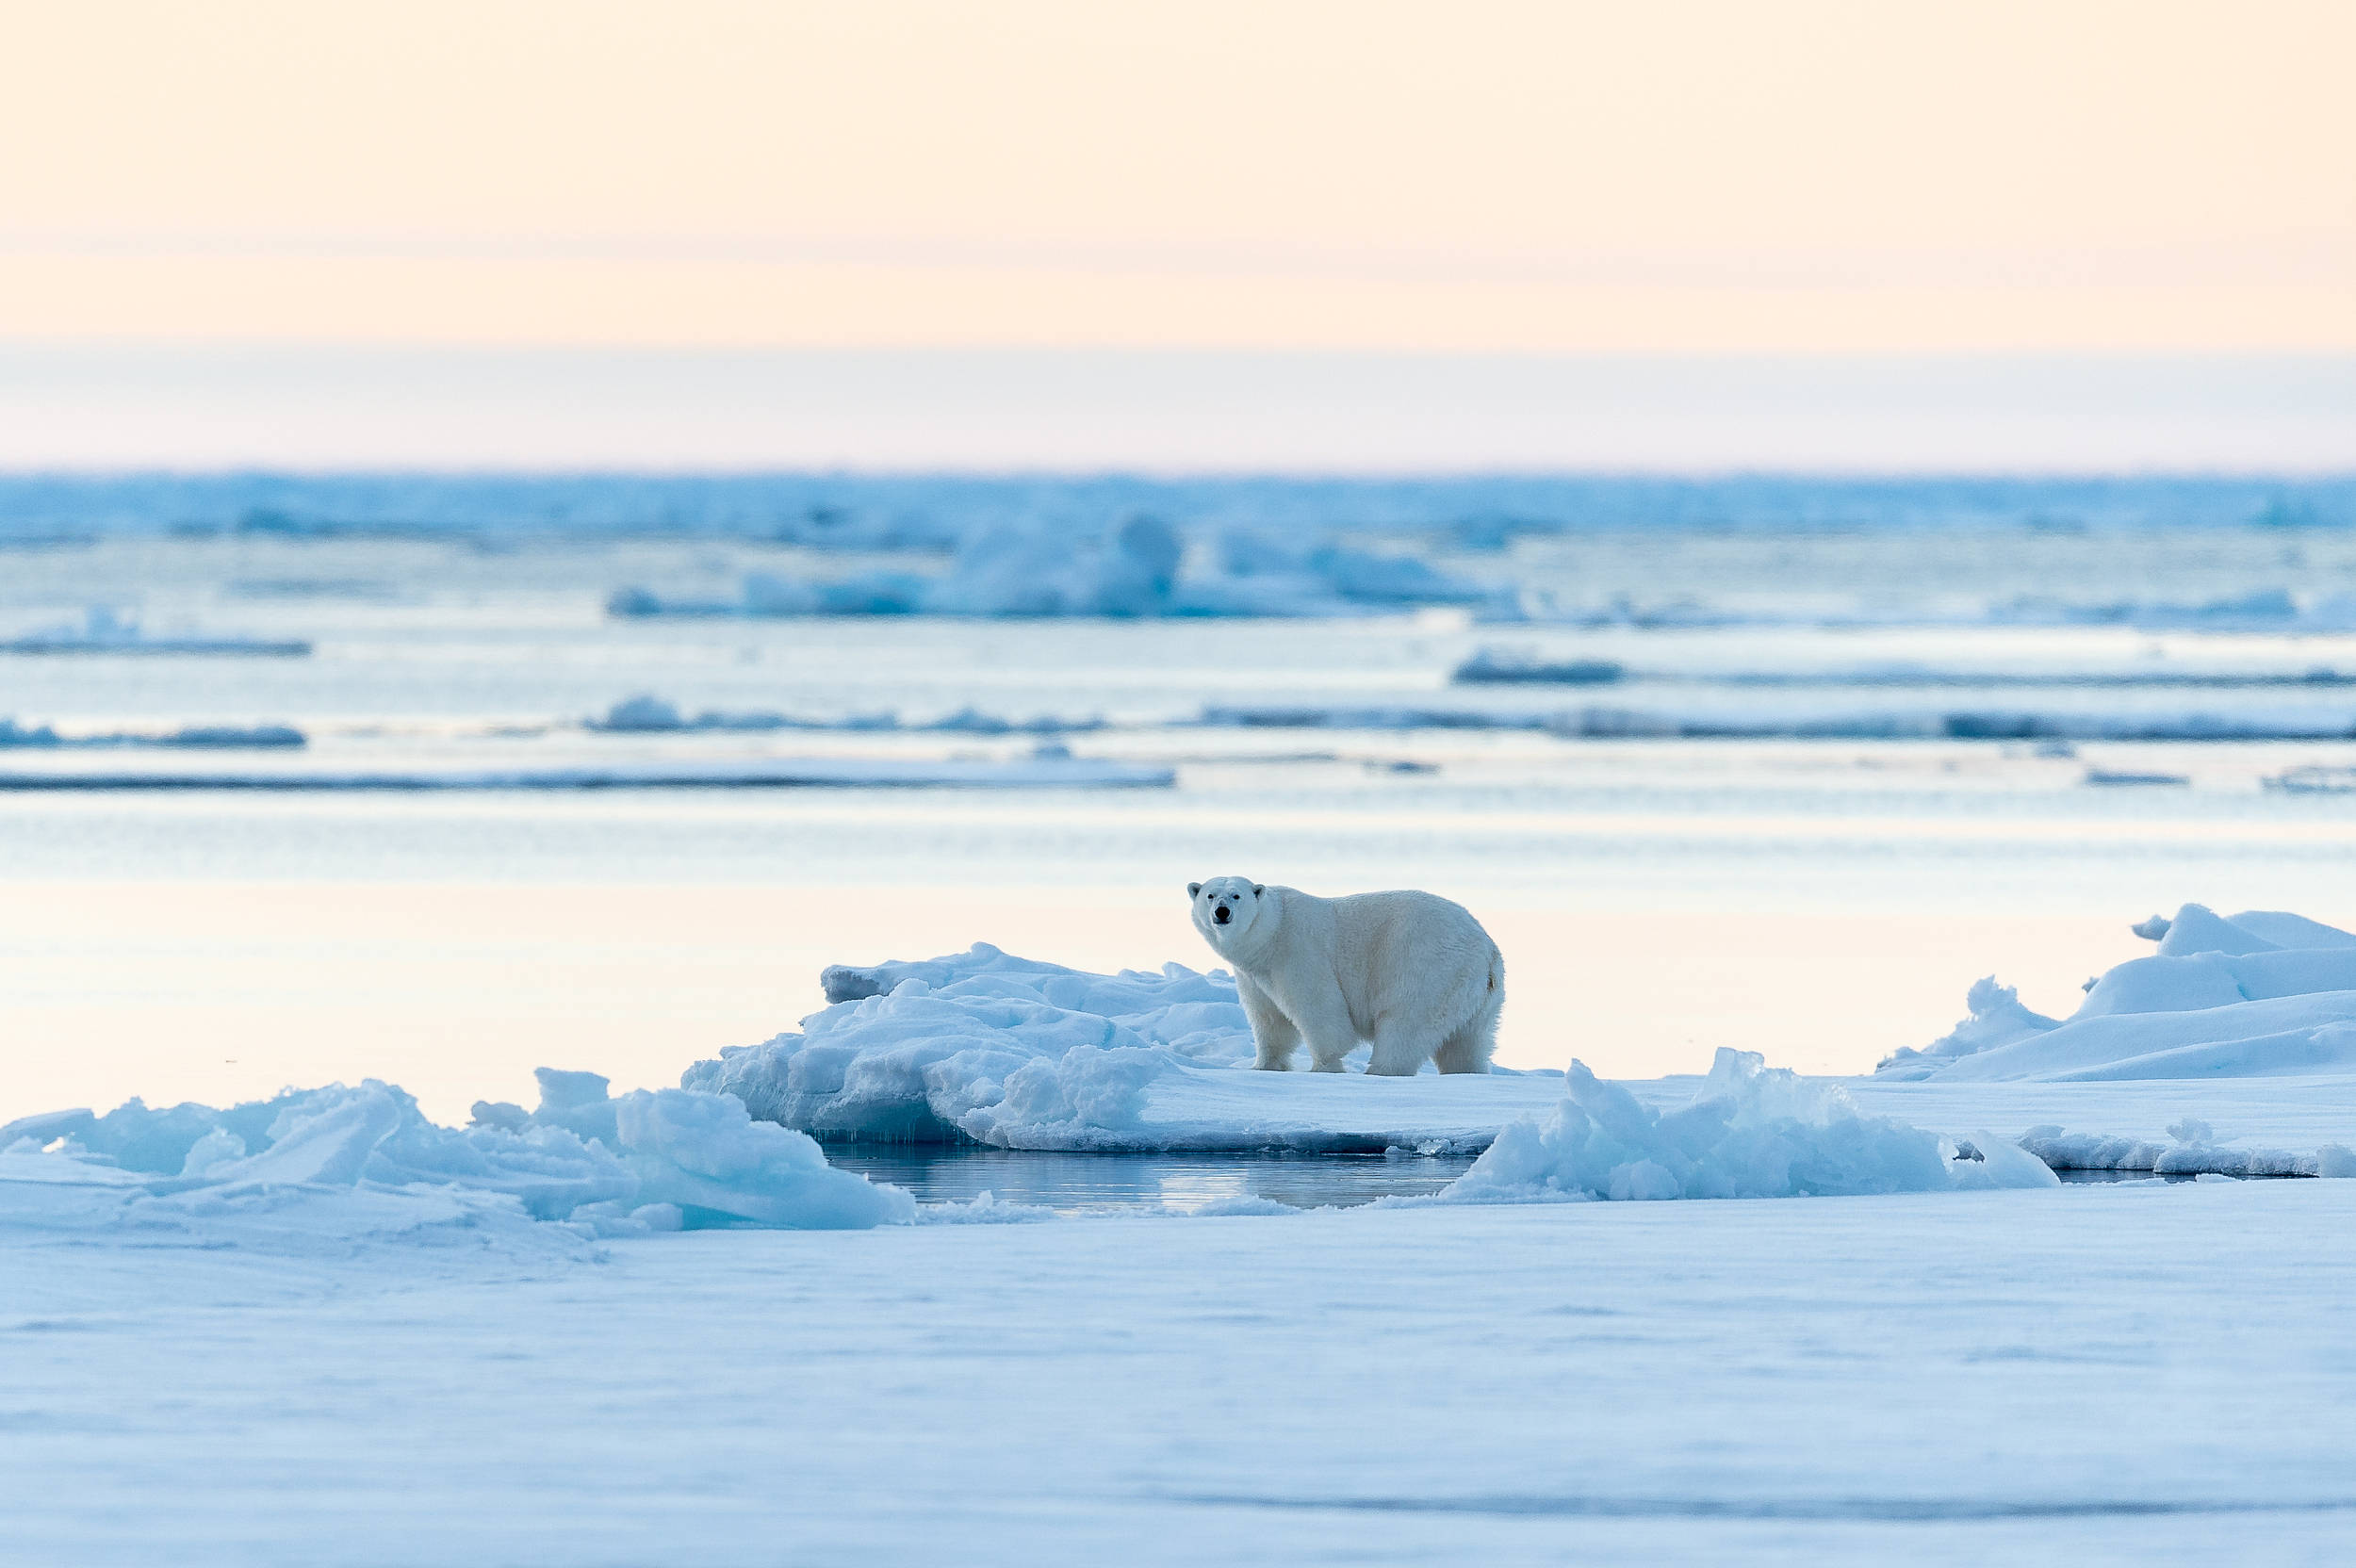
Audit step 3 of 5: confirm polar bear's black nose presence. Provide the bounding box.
[1213,906,1232,924]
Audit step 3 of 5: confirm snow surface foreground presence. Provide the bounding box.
[0,1070,912,1254]
[1885,903,2356,1084]
[10,1183,2356,1564]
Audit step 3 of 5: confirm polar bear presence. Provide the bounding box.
[1187,876,1504,1075]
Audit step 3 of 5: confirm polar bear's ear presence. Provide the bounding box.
[1252,885,1264,896]
[1187,882,1202,898]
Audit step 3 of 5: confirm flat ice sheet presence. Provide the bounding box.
[0,755,1174,790]
[7,1181,2354,1565]
[1839,1076,2356,1155]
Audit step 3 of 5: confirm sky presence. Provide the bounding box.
[2,1,2350,466]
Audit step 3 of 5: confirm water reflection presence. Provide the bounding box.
[826,1146,1477,1214]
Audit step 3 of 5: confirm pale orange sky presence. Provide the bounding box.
[2,0,2351,351]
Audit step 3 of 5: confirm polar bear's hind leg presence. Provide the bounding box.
[1431,953,1503,1074]
[1430,1010,1496,1074]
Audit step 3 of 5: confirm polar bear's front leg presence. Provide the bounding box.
[1235,972,1301,1070]
[1365,1021,1429,1077]
[1287,992,1361,1073]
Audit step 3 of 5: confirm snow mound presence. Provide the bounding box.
[682,944,1254,1144]
[1876,978,2063,1079]
[1882,904,2356,1082]
[0,1070,911,1251]
[1444,1050,2057,1202]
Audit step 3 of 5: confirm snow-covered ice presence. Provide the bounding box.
[1882,904,2356,1084]
[683,944,1266,1146]
[0,1070,912,1250]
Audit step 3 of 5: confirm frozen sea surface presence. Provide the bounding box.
[8,489,2356,1560]
[7,1181,2356,1565]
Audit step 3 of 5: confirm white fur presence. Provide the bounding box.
[1186,876,1504,1075]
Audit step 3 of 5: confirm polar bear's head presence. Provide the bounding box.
[1187,875,1267,939]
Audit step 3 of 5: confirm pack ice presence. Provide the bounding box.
[1881,904,2356,1083]
[609,514,1491,620]
[0,1071,912,1254]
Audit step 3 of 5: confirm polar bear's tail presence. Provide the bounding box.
[1432,944,1504,1075]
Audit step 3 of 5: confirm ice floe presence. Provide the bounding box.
[1197,700,2356,742]
[1450,649,1628,685]
[587,694,1104,736]
[1453,646,2356,691]
[0,718,304,749]
[683,947,2070,1184]
[0,1070,912,1251]
[2264,765,2356,794]
[1482,584,2356,634]
[0,607,310,657]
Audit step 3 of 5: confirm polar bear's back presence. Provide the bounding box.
[1306,887,1500,1030]
[1324,888,1494,967]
